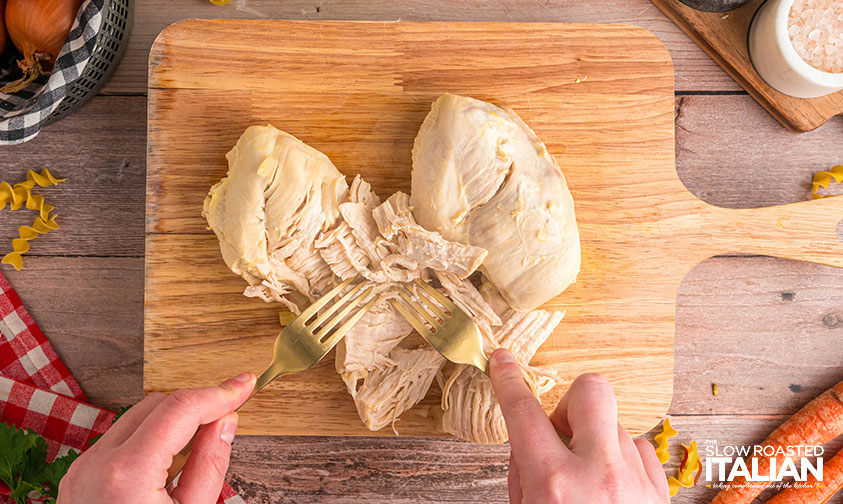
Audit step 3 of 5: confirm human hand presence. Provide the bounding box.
[489,349,669,504]
[58,372,256,504]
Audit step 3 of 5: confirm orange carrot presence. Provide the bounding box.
[711,380,843,504]
[766,449,843,504]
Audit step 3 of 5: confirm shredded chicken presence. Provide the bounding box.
[373,192,487,279]
[354,347,446,433]
[440,306,565,444]
[204,93,579,444]
[334,298,414,396]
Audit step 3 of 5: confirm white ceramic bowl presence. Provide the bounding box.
[749,0,843,98]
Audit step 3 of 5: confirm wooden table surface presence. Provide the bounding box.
[1,1,842,502]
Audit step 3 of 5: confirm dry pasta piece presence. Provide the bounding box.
[279,311,296,325]
[811,164,843,199]
[2,215,60,270]
[668,441,701,496]
[653,417,678,464]
[1,169,65,270]
[0,168,65,220]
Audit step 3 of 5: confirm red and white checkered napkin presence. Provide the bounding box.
[0,272,244,504]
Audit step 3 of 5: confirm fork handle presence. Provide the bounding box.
[166,433,196,485]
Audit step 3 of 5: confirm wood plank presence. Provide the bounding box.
[675,95,843,209]
[223,415,843,503]
[145,20,679,437]
[0,97,146,257]
[651,0,843,132]
[109,0,742,95]
[674,256,843,415]
[1,257,143,410]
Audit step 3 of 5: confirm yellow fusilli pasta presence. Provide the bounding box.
[2,215,60,270]
[811,164,843,199]
[653,416,678,464]
[668,440,701,496]
[1,169,65,270]
[0,168,65,219]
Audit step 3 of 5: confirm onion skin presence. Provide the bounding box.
[1,0,84,93]
[0,0,5,56]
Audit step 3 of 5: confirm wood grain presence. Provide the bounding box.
[674,94,843,209]
[650,0,843,132]
[110,0,741,95]
[223,415,843,503]
[0,97,146,257]
[145,20,678,437]
[674,256,843,415]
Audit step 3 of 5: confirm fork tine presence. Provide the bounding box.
[321,296,379,350]
[297,277,354,321]
[308,281,367,331]
[388,298,432,337]
[315,286,374,341]
[410,283,449,320]
[414,278,456,312]
[396,287,441,330]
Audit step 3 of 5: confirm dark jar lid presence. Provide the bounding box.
[678,0,752,11]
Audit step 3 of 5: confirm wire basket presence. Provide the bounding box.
[44,0,134,125]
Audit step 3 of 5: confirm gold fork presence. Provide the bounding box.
[388,279,487,372]
[166,277,376,484]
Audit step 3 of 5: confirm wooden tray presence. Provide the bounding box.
[651,0,843,132]
[145,20,843,438]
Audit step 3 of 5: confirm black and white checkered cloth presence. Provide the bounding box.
[0,0,103,145]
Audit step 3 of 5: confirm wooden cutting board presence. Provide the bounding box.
[145,20,843,438]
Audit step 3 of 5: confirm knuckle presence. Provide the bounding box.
[599,460,625,497]
[573,373,611,392]
[491,360,522,383]
[506,394,539,418]
[539,469,566,503]
[100,458,131,491]
[168,388,201,413]
[576,372,609,384]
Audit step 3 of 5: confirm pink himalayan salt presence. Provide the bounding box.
[788,0,843,73]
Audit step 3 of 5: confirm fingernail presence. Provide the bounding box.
[233,372,254,382]
[492,348,516,365]
[220,417,238,445]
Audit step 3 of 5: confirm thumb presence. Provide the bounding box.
[489,349,568,473]
[170,412,238,504]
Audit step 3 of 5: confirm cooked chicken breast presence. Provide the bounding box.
[411,93,581,311]
[203,124,348,311]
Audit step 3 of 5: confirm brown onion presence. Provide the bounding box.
[1,0,84,93]
[0,0,5,56]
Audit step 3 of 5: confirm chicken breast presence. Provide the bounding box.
[203,124,348,310]
[411,93,581,311]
